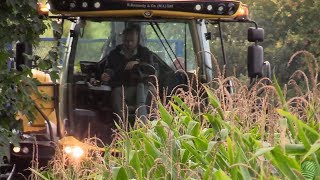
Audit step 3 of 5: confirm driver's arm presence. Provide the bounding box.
[101,50,124,82]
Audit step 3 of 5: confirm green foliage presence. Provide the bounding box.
[0,0,46,122]
[301,160,318,180]
[209,0,320,85]
[0,61,39,125]
[0,128,20,158]
[0,0,60,153]
[0,0,47,49]
[22,0,320,178]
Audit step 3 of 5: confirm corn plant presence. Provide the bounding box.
[34,51,320,179]
[106,82,320,179]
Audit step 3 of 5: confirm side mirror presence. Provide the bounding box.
[247,44,264,78]
[248,27,264,42]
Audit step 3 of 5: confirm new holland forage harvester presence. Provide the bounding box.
[0,0,270,178]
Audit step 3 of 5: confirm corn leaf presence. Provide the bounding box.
[193,137,208,151]
[180,148,190,163]
[285,144,307,155]
[181,141,208,166]
[170,101,186,116]
[29,168,50,180]
[202,113,222,134]
[273,74,287,110]
[249,147,275,162]
[158,102,173,125]
[129,150,142,179]
[278,109,320,149]
[227,137,234,165]
[302,140,320,162]
[265,146,300,179]
[213,169,232,180]
[143,137,161,159]
[236,146,253,180]
[154,121,168,144]
[187,120,200,137]
[276,109,296,143]
[172,95,192,115]
[205,141,219,158]
[203,85,225,120]
[215,150,230,169]
[112,167,128,180]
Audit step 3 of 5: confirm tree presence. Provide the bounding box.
[245,0,320,84]
[206,0,320,84]
[0,0,48,147]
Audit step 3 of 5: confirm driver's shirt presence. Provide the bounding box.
[104,44,154,87]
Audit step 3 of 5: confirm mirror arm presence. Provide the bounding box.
[209,19,259,29]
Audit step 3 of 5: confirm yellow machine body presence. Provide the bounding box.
[17,69,57,133]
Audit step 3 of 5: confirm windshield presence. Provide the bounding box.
[73,20,196,73]
[61,19,200,143]
[206,21,249,77]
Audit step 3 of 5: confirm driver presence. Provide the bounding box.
[101,25,155,121]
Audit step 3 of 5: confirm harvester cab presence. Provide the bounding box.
[1,0,271,178]
[51,0,270,142]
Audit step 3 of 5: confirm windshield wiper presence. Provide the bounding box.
[149,22,182,70]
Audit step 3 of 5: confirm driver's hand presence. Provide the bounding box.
[125,60,139,70]
[101,72,111,82]
[89,78,100,86]
[89,78,97,84]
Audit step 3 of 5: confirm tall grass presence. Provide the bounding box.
[34,51,320,179]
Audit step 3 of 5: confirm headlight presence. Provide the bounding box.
[72,146,84,158]
[63,146,85,159]
[94,2,101,8]
[46,3,51,10]
[217,3,226,15]
[227,3,236,15]
[13,146,21,153]
[82,2,88,8]
[70,2,76,9]
[194,4,202,11]
[64,146,72,154]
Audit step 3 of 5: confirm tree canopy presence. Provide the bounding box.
[0,0,47,129]
[246,0,320,83]
[0,0,319,128]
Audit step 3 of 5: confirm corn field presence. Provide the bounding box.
[33,51,320,179]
